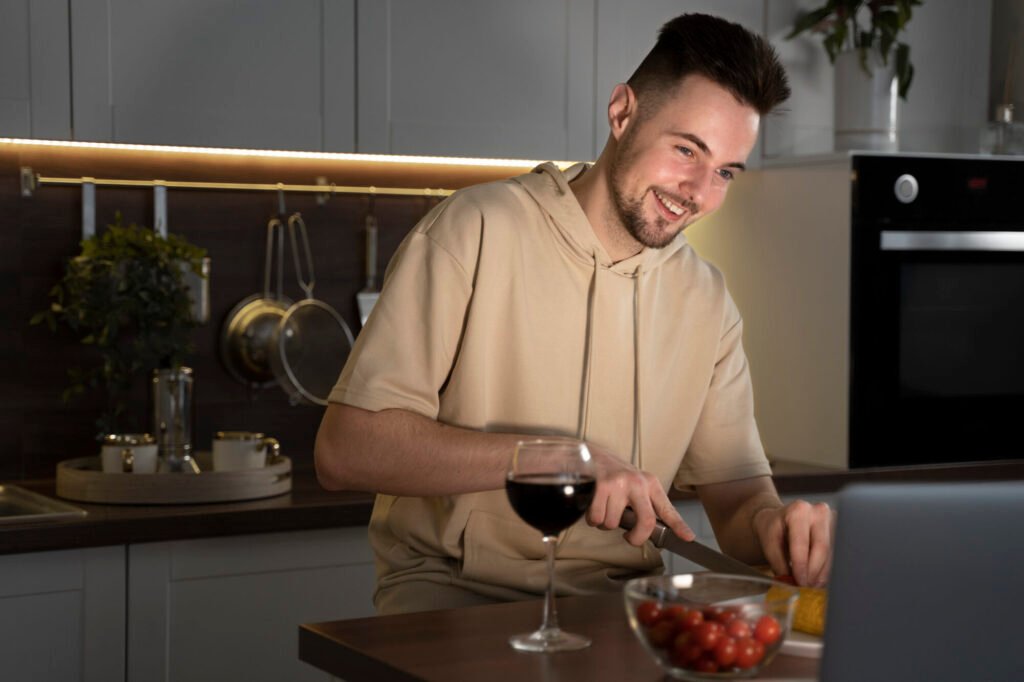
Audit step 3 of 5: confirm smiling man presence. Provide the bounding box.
[315,13,834,615]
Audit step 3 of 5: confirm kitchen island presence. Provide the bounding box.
[2,459,1023,681]
[299,591,819,681]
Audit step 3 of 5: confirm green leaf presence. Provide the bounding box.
[786,0,917,96]
[896,42,913,99]
[786,6,835,39]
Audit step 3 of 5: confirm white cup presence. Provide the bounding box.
[212,431,280,471]
[101,433,159,474]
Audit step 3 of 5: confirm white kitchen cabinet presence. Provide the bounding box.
[0,546,126,682]
[127,527,376,682]
[0,0,72,139]
[356,0,596,161]
[69,0,356,151]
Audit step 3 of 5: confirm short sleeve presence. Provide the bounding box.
[673,293,772,489]
[328,198,478,418]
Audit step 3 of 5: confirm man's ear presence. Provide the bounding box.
[608,83,638,141]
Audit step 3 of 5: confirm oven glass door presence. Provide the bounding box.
[850,230,1024,468]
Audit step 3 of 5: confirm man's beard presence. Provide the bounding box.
[608,137,699,250]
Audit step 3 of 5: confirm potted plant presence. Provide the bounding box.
[787,0,922,98]
[787,0,923,151]
[32,214,207,437]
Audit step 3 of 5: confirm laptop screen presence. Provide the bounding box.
[820,482,1024,681]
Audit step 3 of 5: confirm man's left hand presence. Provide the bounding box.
[753,501,834,587]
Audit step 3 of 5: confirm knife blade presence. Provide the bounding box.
[619,509,765,579]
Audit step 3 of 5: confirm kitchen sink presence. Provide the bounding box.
[0,484,87,524]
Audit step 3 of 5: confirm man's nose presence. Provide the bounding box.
[679,165,712,208]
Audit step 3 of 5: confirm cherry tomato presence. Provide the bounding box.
[659,605,687,623]
[754,614,782,645]
[703,606,726,621]
[694,656,720,673]
[646,620,676,649]
[735,637,766,669]
[679,608,704,632]
[713,636,738,667]
[636,600,662,627]
[670,632,704,666]
[711,607,740,625]
[693,621,724,650]
[726,618,752,640]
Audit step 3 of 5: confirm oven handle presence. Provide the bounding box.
[881,231,1024,252]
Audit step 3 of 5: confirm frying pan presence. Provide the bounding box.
[220,218,293,388]
[269,212,355,406]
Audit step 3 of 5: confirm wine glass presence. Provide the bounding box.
[505,438,597,652]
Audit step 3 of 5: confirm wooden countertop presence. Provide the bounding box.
[0,469,374,555]
[299,591,819,681]
[3,458,1023,555]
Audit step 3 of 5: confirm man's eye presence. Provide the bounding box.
[717,169,735,182]
[676,146,694,157]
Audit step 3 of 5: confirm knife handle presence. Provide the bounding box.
[619,508,669,547]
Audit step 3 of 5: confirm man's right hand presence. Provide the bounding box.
[584,443,695,546]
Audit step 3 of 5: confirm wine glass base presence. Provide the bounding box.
[508,627,591,653]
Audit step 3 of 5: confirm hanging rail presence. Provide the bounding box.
[20,168,455,199]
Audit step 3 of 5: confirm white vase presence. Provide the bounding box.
[833,49,900,152]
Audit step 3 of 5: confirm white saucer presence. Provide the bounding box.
[780,630,823,658]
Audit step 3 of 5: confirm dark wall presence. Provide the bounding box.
[2,144,518,479]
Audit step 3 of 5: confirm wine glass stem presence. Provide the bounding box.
[541,535,559,633]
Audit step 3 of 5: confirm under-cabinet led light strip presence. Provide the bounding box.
[0,137,574,169]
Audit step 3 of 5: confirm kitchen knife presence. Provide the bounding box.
[619,509,765,578]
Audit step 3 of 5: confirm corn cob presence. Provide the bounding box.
[766,583,827,636]
[790,585,827,636]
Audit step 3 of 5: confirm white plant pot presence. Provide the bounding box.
[834,49,900,152]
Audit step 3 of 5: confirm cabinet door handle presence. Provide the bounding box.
[880,230,1024,252]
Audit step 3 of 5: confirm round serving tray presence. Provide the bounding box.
[55,452,292,505]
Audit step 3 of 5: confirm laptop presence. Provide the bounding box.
[820,481,1024,682]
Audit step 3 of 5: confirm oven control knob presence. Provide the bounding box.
[894,174,919,204]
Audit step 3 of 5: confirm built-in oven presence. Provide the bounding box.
[687,152,1024,471]
[849,154,1024,468]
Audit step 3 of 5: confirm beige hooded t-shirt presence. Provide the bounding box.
[329,162,771,604]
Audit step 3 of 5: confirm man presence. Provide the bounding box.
[315,13,833,615]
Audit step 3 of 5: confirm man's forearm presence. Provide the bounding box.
[314,403,528,496]
[696,477,783,565]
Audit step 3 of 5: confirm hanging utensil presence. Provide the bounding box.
[219,218,293,388]
[356,198,380,327]
[269,212,355,406]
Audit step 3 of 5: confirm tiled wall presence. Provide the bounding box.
[2,143,522,478]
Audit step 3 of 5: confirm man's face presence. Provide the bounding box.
[608,74,760,250]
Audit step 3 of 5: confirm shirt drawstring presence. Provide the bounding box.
[633,267,649,562]
[575,257,652,563]
[576,255,599,441]
[632,268,643,471]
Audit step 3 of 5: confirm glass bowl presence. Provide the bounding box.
[624,573,799,680]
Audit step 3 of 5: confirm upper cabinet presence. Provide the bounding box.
[357,0,596,161]
[356,0,765,161]
[2,0,1000,161]
[69,0,356,151]
[0,0,72,139]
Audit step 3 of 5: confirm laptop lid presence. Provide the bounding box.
[820,481,1024,682]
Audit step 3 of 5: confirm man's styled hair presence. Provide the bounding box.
[627,13,790,117]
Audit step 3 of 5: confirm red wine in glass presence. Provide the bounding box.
[505,439,596,652]
[506,473,596,536]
